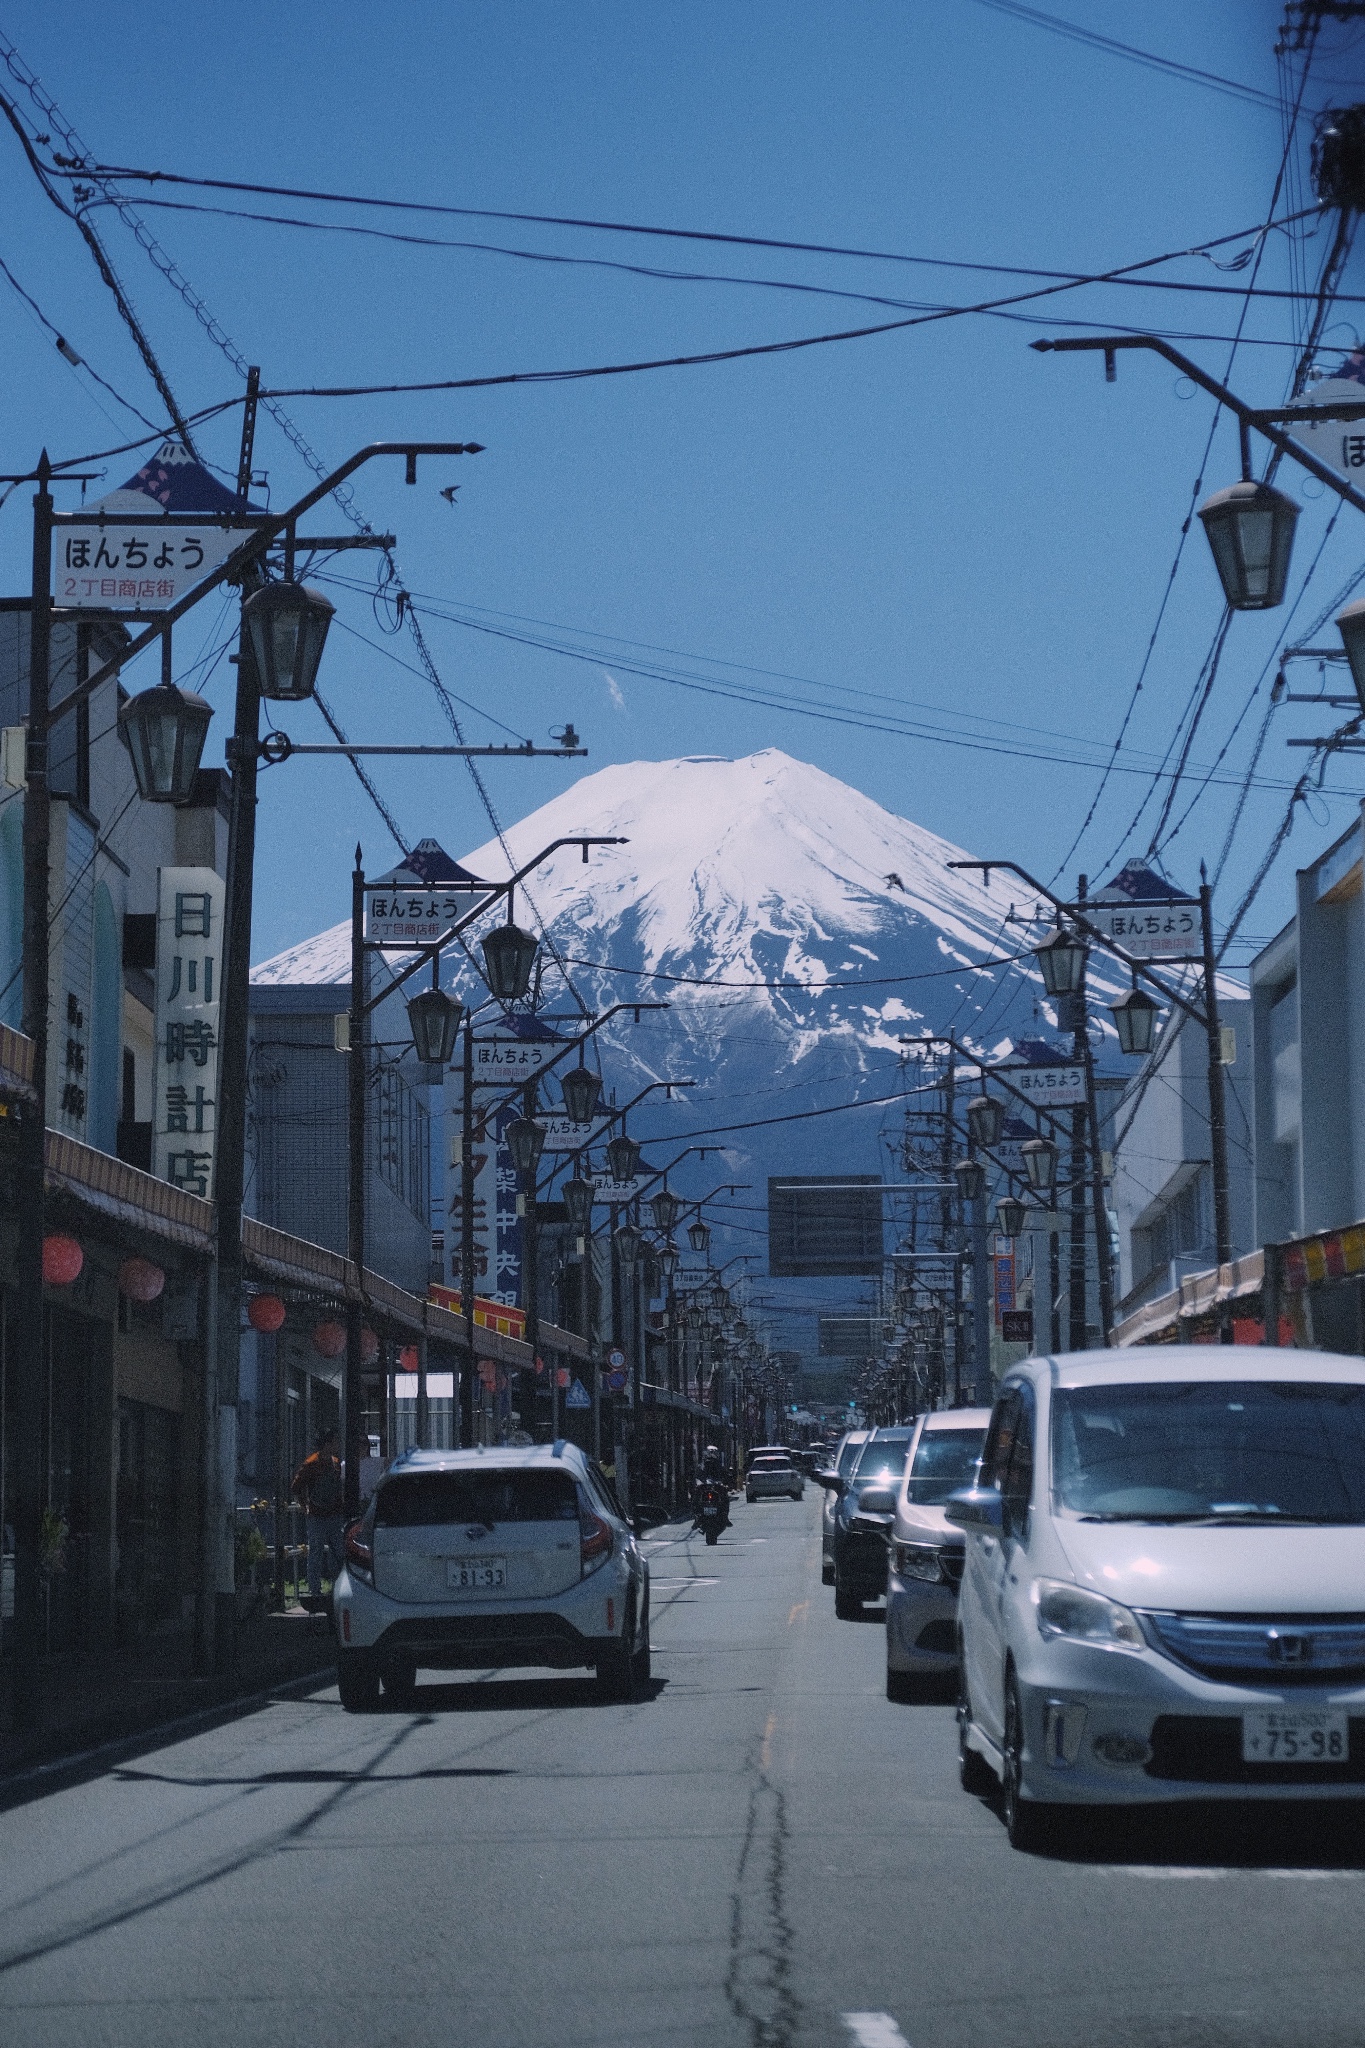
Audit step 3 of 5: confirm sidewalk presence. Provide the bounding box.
[0,1603,337,1779]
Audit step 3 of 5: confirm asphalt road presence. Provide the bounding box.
[3,1494,1365,2048]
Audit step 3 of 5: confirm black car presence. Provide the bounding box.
[821,1426,916,1620]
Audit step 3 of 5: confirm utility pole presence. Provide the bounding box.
[460,1021,476,1447]
[344,850,367,1518]
[11,453,53,1731]
[521,1077,540,1427]
[1068,876,1090,1353]
[1200,868,1233,1338]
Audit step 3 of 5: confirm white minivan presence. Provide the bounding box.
[949,1348,1365,1848]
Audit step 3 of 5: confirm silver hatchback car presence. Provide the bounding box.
[819,1428,869,1584]
[332,1442,650,1708]
[885,1408,990,1701]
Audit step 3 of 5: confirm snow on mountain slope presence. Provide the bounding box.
[254,749,1125,1181]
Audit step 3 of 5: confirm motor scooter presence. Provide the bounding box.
[694,1478,729,1545]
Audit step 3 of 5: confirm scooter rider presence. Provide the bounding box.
[693,1445,731,1531]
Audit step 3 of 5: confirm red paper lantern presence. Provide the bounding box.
[360,1326,380,1365]
[311,1319,347,1359]
[398,1344,419,1371]
[118,1256,165,1303]
[42,1234,83,1286]
[247,1292,286,1334]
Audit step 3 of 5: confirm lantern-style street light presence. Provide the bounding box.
[406,985,463,1067]
[606,1131,640,1182]
[1033,925,1087,998]
[506,1115,547,1175]
[658,1242,679,1280]
[688,1217,710,1254]
[954,1155,984,1204]
[118,680,214,804]
[1337,598,1365,716]
[480,920,540,1003]
[1110,983,1160,1058]
[997,1194,1028,1240]
[562,1175,595,1238]
[651,1188,681,1233]
[241,580,335,700]
[1021,1135,1058,1195]
[560,1063,602,1126]
[1197,479,1298,612]
[967,1092,1003,1150]
[613,1220,640,1269]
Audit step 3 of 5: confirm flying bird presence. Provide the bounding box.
[440,484,461,504]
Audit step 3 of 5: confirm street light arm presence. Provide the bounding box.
[947,858,1210,1027]
[49,440,483,721]
[363,841,636,1015]
[1032,334,1365,518]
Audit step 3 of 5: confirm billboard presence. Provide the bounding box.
[768,1175,884,1277]
[818,1316,885,1357]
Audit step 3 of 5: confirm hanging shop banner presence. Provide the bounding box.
[592,1175,642,1203]
[471,1035,564,1083]
[152,865,225,1197]
[1287,373,1365,480]
[1003,1062,1085,1106]
[365,837,489,947]
[446,1089,525,1313]
[993,1246,1016,1321]
[54,444,269,612]
[1085,901,1199,960]
[538,1113,613,1152]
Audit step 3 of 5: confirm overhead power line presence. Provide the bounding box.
[967,0,1283,111]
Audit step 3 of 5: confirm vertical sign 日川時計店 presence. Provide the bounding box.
[152,867,225,1197]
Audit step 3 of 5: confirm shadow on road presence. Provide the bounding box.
[383,1672,668,1715]
[960,1787,1365,1869]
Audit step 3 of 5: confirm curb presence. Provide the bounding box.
[0,1661,337,1803]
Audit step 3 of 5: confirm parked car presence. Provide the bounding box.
[885,1407,990,1701]
[823,1426,916,1619]
[746,1451,805,1502]
[332,1443,651,1709]
[818,1428,869,1585]
[950,1348,1365,1850]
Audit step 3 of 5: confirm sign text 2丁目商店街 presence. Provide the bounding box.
[152,867,225,1197]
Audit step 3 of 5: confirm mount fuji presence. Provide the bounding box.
[255,750,1128,1234]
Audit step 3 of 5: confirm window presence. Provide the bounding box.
[980,1390,1021,1491]
[1000,1386,1035,1537]
[375,1469,579,1527]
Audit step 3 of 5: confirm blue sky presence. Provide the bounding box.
[1,0,1358,965]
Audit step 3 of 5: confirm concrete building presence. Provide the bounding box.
[1111,1000,1254,1318]
[1248,805,1365,1249]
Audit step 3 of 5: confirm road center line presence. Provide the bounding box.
[761,1711,776,1771]
[844,2014,912,2048]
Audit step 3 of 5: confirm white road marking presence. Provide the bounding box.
[649,1577,719,1587]
[844,2015,911,2048]
[1097,1865,1363,1881]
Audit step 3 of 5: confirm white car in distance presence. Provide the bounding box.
[950,1348,1365,1849]
[746,1451,804,1502]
